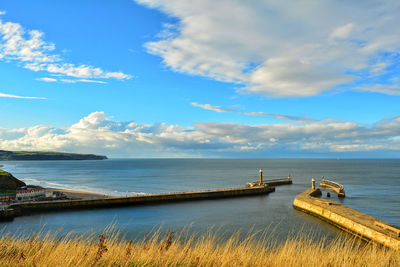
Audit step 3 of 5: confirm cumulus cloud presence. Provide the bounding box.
[0,15,131,82]
[136,0,400,97]
[1,111,400,157]
[191,102,312,123]
[246,57,353,97]
[0,92,46,99]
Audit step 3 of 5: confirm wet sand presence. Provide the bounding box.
[46,188,112,200]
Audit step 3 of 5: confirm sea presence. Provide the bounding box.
[1,159,399,242]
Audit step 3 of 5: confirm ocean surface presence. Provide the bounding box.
[1,159,399,242]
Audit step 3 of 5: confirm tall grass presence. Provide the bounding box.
[0,227,398,266]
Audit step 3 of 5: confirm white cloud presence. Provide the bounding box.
[1,111,400,157]
[356,84,400,95]
[0,11,6,16]
[36,77,107,84]
[59,79,76,83]
[136,0,400,97]
[77,79,107,84]
[191,102,312,123]
[191,102,233,113]
[246,57,353,97]
[0,16,131,81]
[329,23,355,40]
[103,72,131,80]
[0,92,46,99]
[36,77,57,82]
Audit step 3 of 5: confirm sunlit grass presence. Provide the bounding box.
[0,227,398,266]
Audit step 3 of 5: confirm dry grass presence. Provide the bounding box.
[0,227,398,266]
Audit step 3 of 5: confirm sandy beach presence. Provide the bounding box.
[46,188,112,200]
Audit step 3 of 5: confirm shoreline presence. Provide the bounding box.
[45,187,112,200]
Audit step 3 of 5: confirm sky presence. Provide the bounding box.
[0,0,400,158]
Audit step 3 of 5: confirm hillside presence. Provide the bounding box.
[0,150,107,160]
[0,169,26,190]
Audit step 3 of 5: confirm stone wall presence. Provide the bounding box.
[293,188,400,250]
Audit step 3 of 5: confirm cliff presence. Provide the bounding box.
[0,169,26,190]
[0,150,107,161]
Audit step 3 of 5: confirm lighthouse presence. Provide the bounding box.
[259,169,263,185]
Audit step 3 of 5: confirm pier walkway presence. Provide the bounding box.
[293,187,400,250]
[264,177,292,186]
[319,178,345,197]
[8,185,274,217]
[246,176,292,187]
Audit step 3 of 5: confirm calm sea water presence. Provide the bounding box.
[1,159,399,242]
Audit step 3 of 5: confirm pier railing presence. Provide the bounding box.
[320,179,345,197]
[321,179,344,190]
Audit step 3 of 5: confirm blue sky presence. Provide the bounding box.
[0,0,400,158]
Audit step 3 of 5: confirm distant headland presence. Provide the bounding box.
[0,150,107,160]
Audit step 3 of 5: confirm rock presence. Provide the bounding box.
[0,170,26,190]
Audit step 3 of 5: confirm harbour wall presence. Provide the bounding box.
[0,207,15,221]
[319,179,345,197]
[293,187,400,250]
[264,177,292,186]
[11,185,275,214]
[246,177,292,187]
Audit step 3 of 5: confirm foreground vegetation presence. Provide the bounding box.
[0,228,398,267]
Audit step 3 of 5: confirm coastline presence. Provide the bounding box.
[0,163,111,200]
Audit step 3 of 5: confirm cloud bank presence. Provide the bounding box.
[1,111,400,157]
[0,13,131,83]
[137,0,400,97]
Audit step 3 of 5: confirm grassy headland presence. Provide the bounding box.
[0,150,107,160]
[0,230,398,266]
